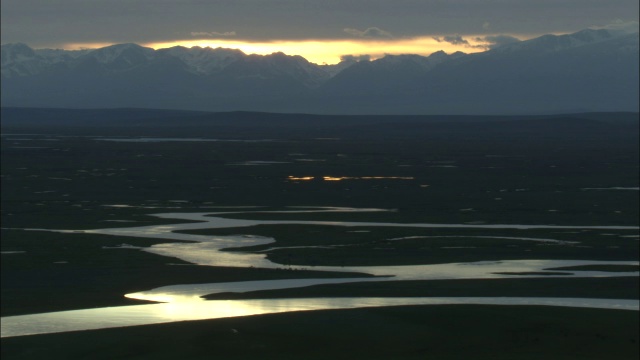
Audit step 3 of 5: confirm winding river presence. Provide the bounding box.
[2,207,638,338]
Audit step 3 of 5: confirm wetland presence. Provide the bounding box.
[1,109,638,359]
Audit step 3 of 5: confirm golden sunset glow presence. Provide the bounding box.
[63,42,125,51]
[143,36,492,64]
[288,176,416,182]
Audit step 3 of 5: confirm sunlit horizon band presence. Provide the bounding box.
[144,37,491,64]
[58,35,523,65]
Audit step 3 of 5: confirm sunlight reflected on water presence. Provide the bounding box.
[3,207,638,338]
[3,297,638,338]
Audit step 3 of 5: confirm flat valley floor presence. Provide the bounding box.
[1,109,638,359]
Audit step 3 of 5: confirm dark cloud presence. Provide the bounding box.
[433,35,470,46]
[595,20,639,34]
[433,34,521,50]
[1,0,638,46]
[190,31,237,38]
[344,27,393,39]
[340,54,371,62]
[475,35,521,49]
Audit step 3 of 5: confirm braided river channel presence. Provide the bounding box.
[2,207,638,338]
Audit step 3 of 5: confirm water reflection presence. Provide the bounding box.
[3,297,638,338]
[124,259,640,304]
[126,278,384,303]
[96,138,274,143]
[3,207,638,338]
[287,176,415,181]
[73,210,637,273]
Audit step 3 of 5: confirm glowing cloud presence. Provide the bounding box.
[144,36,490,65]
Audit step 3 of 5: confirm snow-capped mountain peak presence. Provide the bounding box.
[1,43,50,77]
[34,48,91,63]
[1,43,38,66]
[493,28,620,54]
[158,46,246,74]
[1,27,637,114]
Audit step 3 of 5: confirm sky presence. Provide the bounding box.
[2,0,639,64]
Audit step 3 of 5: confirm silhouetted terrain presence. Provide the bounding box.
[2,28,638,114]
[2,108,638,360]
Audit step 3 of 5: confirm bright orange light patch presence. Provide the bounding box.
[288,175,415,181]
[323,176,347,181]
[62,42,121,50]
[58,33,546,65]
[144,36,490,65]
[288,176,315,181]
[359,176,414,180]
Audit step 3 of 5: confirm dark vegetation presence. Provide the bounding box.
[546,264,640,272]
[183,224,639,266]
[2,109,638,224]
[1,108,638,359]
[204,277,639,301]
[0,228,371,316]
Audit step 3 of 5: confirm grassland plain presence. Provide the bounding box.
[1,109,638,359]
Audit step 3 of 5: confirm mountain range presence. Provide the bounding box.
[1,28,638,115]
